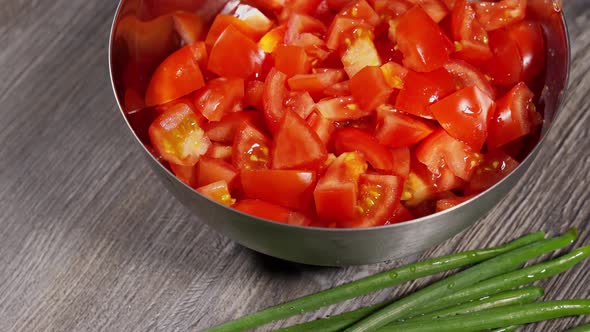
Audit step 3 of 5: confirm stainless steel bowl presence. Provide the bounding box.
[109,0,570,266]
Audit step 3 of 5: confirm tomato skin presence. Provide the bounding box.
[484,28,523,87]
[274,45,310,78]
[465,151,519,195]
[145,44,206,107]
[241,169,317,210]
[395,68,456,119]
[245,80,265,109]
[375,107,437,148]
[285,91,316,119]
[350,66,392,111]
[197,180,236,206]
[307,111,336,146]
[263,68,288,133]
[407,0,449,23]
[450,0,493,65]
[233,199,312,226]
[393,6,453,72]
[506,20,546,83]
[148,104,211,166]
[288,69,346,95]
[193,77,245,121]
[416,129,481,181]
[314,152,368,222]
[207,25,266,79]
[206,111,264,144]
[232,122,272,170]
[443,60,495,98]
[195,157,239,188]
[272,110,328,170]
[334,128,395,171]
[487,82,536,149]
[316,96,371,121]
[430,85,496,151]
[205,15,259,47]
[473,0,526,31]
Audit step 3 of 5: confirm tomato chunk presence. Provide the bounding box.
[259,25,287,53]
[207,25,266,79]
[341,35,382,77]
[334,127,395,171]
[288,69,346,94]
[206,111,264,144]
[173,11,206,45]
[245,80,265,109]
[392,6,453,72]
[233,199,312,226]
[205,15,259,47]
[233,122,272,170]
[340,0,381,26]
[474,0,527,31]
[390,147,411,178]
[380,62,409,90]
[196,157,239,188]
[197,180,236,206]
[451,0,493,65]
[487,82,536,149]
[483,26,523,86]
[272,110,328,170]
[349,66,392,111]
[263,68,288,133]
[285,91,316,119]
[274,45,310,78]
[465,151,519,194]
[507,20,546,83]
[435,194,475,212]
[375,107,436,148]
[444,60,495,98]
[241,169,316,210]
[395,68,456,119]
[149,104,211,166]
[193,78,245,121]
[145,44,206,106]
[307,111,336,146]
[430,86,496,151]
[316,96,371,121]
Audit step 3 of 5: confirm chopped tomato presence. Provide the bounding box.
[444,60,495,98]
[272,110,328,170]
[395,68,456,119]
[484,28,523,86]
[241,169,317,210]
[326,16,371,51]
[430,86,496,150]
[416,129,482,180]
[380,62,408,89]
[373,0,413,19]
[340,174,403,228]
[451,0,493,64]
[197,180,236,206]
[387,203,415,224]
[259,25,287,53]
[233,199,312,226]
[474,0,527,31]
[307,111,336,146]
[506,20,546,83]
[390,147,411,178]
[173,11,206,45]
[245,80,265,109]
[232,122,272,170]
[170,163,197,187]
[401,164,437,207]
[234,4,274,37]
[435,194,475,212]
[316,96,371,121]
[349,66,392,110]
[206,111,264,144]
[145,43,206,106]
[207,25,266,79]
[284,0,324,15]
[284,14,327,44]
[193,78,245,121]
[324,80,351,97]
[195,157,239,188]
[327,0,355,11]
[263,68,288,133]
[285,91,316,119]
[149,104,211,166]
[407,0,449,23]
[314,152,368,221]
[205,143,233,161]
[392,6,453,72]
[341,34,382,77]
[487,82,536,149]
[340,0,381,26]
[289,33,331,63]
[334,127,395,171]
[375,107,437,148]
[465,150,519,194]
[288,69,346,95]
[274,45,310,78]
[242,0,285,12]
[205,15,260,47]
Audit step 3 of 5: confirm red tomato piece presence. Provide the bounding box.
[288,69,346,94]
[232,122,272,170]
[314,152,368,221]
[245,80,265,109]
[507,20,546,83]
[149,104,211,166]
[350,66,392,110]
[234,4,274,37]
[272,110,328,170]
[193,78,245,121]
[274,45,310,78]
[341,35,383,77]
[323,80,351,97]
[416,129,482,180]
[263,68,288,133]
[487,82,536,149]
[407,0,449,22]
[243,0,285,12]
[233,199,312,226]
[390,147,411,178]
[335,127,395,171]
[465,150,519,194]
[392,6,453,72]
[327,0,355,11]
[197,180,236,206]
[284,14,327,44]
[285,91,316,119]
[402,163,437,207]
[316,96,371,121]
[444,60,495,98]
[484,28,523,86]
[340,0,381,26]
[375,107,437,148]
[259,25,287,53]
[205,15,260,47]
[395,68,456,119]
[195,157,239,188]
[451,0,493,64]
[430,86,496,151]
[241,169,317,210]
[284,0,324,15]
[206,111,264,144]
[326,16,371,51]
[205,143,233,161]
[373,0,413,19]
[170,163,197,187]
[145,43,206,107]
[173,11,206,45]
[340,174,403,228]
[435,194,475,212]
[474,0,527,31]
[289,33,331,63]
[387,203,415,224]
[207,25,266,79]
[307,111,336,146]
[380,62,409,90]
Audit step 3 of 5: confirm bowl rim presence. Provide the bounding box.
[108,1,571,233]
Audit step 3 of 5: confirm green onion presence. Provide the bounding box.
[344,229,577,332]
[204,231,545,332]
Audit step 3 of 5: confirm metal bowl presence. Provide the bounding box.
[109,0,570,266]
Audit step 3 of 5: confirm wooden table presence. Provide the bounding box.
[0,1,588,331]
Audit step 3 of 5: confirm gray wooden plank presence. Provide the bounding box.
[0,1,588,331]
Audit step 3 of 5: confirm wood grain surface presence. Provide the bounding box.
[0,1,588,331]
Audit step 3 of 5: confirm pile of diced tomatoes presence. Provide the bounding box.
[119,0,553,228]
